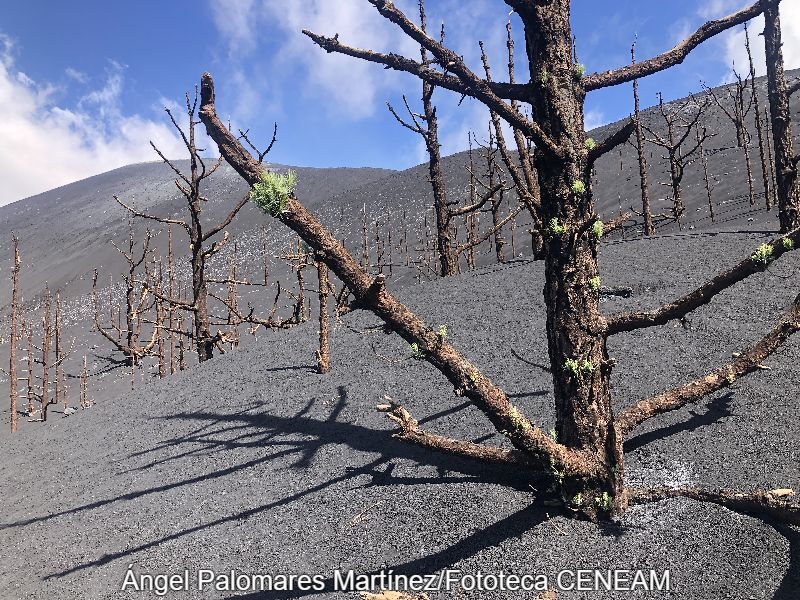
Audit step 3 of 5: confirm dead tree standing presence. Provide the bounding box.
[203,0,800,523]
[9,235,20,432]
[705,69,756,205]
[763,0,800,232]
[115,89,266,361]
[631,42,654,236]
[93,223,158,366]
[316,252,331,374]
[644,94,711,223]
[744,22,775,210]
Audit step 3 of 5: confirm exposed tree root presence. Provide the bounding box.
[627,487,800,526]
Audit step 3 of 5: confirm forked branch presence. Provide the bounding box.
[377,397,536,469]
[617,293,800,436]
[198,71,600,479]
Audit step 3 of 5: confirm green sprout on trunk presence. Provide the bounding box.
[595,491,612,510]
[584,137,597,151]
[250,170,297,217]
[410,343,425,360]
[592,220,604,239]
[588,276,601,292]
[509,406,531,432]
[782,238,794,251]
[571,180,586,196]
[549,217,567,235]
[751,243,774,267]
[539,68,549,85]
[574,63,586,79]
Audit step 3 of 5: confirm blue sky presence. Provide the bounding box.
[0,0,797,205]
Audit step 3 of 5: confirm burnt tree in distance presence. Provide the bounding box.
[744,22,775,210]
[643,94,711,223]
[631,41,655,236]
[116,89,264,361]
[704,69,756,206]
[386,2,506,275]
[9,235,20,433]
[202,0,800,523]
[93,222,158,367]
[763,0,800,232]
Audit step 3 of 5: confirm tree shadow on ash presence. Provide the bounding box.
[772,523,800,600]
[623,393,734,453]
[225,503,551,600]
[24,385,543,581]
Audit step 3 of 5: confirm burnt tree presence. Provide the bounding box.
[201,0,799,523]
[9,235,20,433]
[744,22,775,210]
[386,0,456,276]
[763,0,800,232]
[705,69,756,206]
[630,41,655,236]
[644,94,711,223]
[116,89,264,361]
[93,223,158,366]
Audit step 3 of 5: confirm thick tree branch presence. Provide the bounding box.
[303,4,562,157]
[450,182,504,217]
[198,71,600,479]
[587,119,636,169]
[303,30,529,103]
[617,293,800,436]
[376,399,536,469]
[584,1,764,91]
[606,228,800,335]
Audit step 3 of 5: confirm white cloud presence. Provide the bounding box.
[697,0,743,20]
[0,39,188,206]
[694,0,800,78]
[719,2,800,78]
[208,0,258,57]
[584,109,607,132]
[64,67,88,84]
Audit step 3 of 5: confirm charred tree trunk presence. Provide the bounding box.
[522,1,622,518]
[632,44,654,236]
[40,287,52,421]
[745,23,774,210]
[25,321,34,416]
[764,0,800,232]
[316,254,331,374]
[9,235,20,433]
[698,127,716,222]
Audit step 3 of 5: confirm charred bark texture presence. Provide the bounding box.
[764,0,800,232]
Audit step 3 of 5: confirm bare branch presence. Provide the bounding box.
[114,196,190,234]
[450,182,504,216]
[584,1,763,91]
[303,5,561,158]
[202,193,249,241]
[617,293,800,436]
[587,119,635,169]
[606,229,800,336]
[377,398,537,469]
